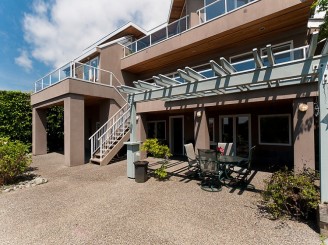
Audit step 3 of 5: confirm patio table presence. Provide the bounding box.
[217,155,247,181]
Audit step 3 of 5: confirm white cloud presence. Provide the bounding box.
[23,0,171,68]
[15,50,33,71]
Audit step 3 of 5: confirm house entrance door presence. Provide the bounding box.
[169,116,184,155]
[219,115,251,157]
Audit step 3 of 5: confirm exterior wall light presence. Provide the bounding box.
[196,111,202,118]
[136,115,140,121]
[298,103,309,112]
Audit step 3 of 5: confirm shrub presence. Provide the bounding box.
[262,168,320,220]
[141,138,172,180]
[0,137,32,185]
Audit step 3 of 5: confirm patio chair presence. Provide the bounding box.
[198,149,222,192]
[217,142,234,156]
[184,143,199,170]
[229,146,256,187]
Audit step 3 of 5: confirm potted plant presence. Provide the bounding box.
[140,138,172,180]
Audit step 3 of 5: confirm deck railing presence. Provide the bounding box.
[34,61,121,93]
[123,15,189,57]
[122,0,258,57]
[197,0,256,23]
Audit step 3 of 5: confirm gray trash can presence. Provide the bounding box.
[134,161,149,183]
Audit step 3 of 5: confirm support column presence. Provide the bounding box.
[64,95,84,166]
[32,108,47,155]
[194,108,210,151]
[293,97,315,172]
[319,61,328,203]
[318,59,328,236]
[125,101,141,178]
[138,113,147,160]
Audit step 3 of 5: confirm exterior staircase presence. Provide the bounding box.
[89,103,130,166]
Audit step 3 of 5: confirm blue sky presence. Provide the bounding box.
[0,0,49,91]
[0,0,170,92]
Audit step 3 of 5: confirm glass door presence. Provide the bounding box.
[220,115,250,157]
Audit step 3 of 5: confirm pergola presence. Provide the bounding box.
[119,33,328,202]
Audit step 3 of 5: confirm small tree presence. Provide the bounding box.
[141,138,172,179]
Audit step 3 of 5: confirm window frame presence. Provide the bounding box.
[147,120,166,140]
[258,114,292,146]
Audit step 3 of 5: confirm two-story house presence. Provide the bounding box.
[31,0,328,177]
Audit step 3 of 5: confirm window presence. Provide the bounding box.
[147,121,166,140]
[261,41,293,65]
[230,52,255,71]
[258,114,291,146]
[83,56,99,81]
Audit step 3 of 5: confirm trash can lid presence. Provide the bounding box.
[134,161,149,166]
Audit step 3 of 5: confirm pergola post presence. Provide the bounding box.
[125,100,140,179]
[318,60,328,236]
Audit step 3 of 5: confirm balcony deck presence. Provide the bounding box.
[121,0,313,75]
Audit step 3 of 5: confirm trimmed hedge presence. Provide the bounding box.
[0,90,64,151]
[0,91,32,144]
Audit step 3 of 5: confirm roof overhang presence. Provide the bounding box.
[168,0,185,23]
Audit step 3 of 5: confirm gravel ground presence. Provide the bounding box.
[0,153,321,245]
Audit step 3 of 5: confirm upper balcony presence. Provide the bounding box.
[121,0,313,74]
[33,61,121,94]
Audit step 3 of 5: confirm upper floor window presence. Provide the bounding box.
[83,56,99,82]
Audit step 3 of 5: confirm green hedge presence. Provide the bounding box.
[0,91,32,144]
[0,91,64,151]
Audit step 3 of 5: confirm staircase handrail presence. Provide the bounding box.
[99,108,130,158]
[89,103,130,157]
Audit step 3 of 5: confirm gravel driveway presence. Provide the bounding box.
[0,153,321,245]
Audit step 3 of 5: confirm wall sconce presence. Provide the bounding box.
[196,111,202,118]
[298,103,308,112]
[136,115,140,121]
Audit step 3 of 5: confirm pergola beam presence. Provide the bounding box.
[307,31,319,58]
[185,67,206,80]
[118,85,146,94]
[266,44,275,66]
[252,48,263,68]
[133,80,162,90]
[220,57,237,74]
[178,69,197,83]
[128,57,323,102]
[210,60,228,77]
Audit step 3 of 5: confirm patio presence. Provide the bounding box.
[0,153,321,244]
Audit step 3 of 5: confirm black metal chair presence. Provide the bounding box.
[229,146,256,188]
[198,149,222,192]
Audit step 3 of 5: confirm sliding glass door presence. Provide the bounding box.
[220,115,250,157]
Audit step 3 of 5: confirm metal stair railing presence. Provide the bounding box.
[98,108,130,159]
[89,103,130,157]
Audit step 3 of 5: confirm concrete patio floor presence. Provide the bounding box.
[0,153,321,245]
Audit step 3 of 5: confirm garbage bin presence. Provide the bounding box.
[134,161,149,183]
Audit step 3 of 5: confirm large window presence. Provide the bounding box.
[258,114,291,146]
[147,121,166,140]
[83,56,99,81]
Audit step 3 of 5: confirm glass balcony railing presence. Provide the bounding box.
[122,0,258,57]
[123,15,189,57]
[157,45,308,83]
[34,61,121,93]
[197,0,256,23]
